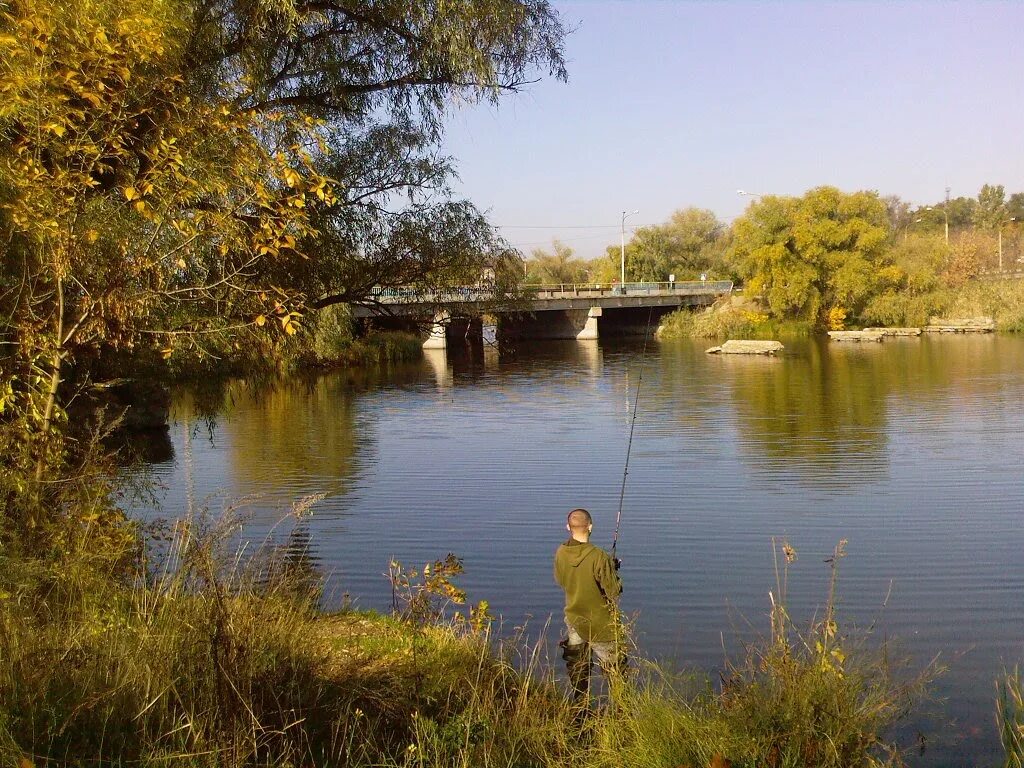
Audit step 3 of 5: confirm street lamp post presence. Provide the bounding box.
[621,209,639,286]
[999,217,1018,272]
[737,189,763,200]
[925,205,949,244]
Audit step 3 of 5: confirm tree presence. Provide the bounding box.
[1006,192,1024,222]
[0,0,567,531]
[883,194,914,236]
[590,207,726,283]
[974,183,1007,231]
[889,234,948,294]
[944,231,990,286]
[524,240,590,284]
[729,187,891,323]
[946,196,978,230]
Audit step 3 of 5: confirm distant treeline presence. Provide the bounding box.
[525,184,1024,329]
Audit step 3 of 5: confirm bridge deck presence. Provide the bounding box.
[350,281,733,317]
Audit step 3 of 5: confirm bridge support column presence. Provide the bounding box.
[422,311,448,349]
[575,306,601,340]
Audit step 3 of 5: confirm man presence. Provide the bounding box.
[553,507,623,710]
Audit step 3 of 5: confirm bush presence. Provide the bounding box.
[860,280,1024,332]
[660,302,811,340]
[312,303,358,361]
[859,292,947,328]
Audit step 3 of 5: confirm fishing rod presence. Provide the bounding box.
[612,306,654,559]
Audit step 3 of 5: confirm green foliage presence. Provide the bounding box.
[860,292,945,328]
[1008,193,1024,223]
[730,187,891,325]
[0,0,566,540]
[592,207,729,283]
[975,183,1008,231]
[342,332,424,367]
[388,554,468,625]
[525,240,591,284]
[659,301,811,341]
[312,304,358,361]
[937,279,1024,333]
[890,233,948,294]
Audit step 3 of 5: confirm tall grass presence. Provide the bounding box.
[860,279,1024,331]
[310,304,422,367]
[660,302,811,341]
[1,516,936,767]
[998,669,1024,768]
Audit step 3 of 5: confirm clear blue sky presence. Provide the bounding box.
[441,0,1024,260]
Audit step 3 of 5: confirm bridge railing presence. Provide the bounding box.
[523,280,733,297]
[368,286,495,302]
[366,281,733,304]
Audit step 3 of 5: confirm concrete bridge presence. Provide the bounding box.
[351,280,734,348]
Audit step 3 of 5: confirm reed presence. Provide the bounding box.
[660,304,811,341]
[998,668,1024,768]
[0,518,937,768]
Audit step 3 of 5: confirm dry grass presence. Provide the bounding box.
[0,515,938,768]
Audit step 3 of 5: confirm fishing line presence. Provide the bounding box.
[612,306,654,557]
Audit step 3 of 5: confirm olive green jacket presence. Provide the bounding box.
[553,538,622,643]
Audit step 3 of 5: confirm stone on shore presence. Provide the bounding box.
[863,327,922,337]
[923,317,995,333]
[706,339,784,355]
[827,330,885,342]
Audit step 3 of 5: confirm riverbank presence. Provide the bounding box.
[657,297,813,340]
[659,279,1024,340]
[0,517,936,768]
[163,305,424,381]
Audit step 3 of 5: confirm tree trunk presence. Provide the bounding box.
[34,275,65,489]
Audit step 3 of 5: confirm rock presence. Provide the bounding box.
[827,330,884,342]
[863,327,922,336]
[706,339,784,355]
[924,316,995,333]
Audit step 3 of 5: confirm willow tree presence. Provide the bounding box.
[729,187,892,325]
[0,0,566,532]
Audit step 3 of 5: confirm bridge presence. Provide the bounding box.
[352,280,734,348]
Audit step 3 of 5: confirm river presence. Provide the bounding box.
[132,334,1024,767]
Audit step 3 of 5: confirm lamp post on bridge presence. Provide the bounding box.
[621,209,639,287]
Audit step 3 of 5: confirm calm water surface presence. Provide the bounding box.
[134,335,1024,767]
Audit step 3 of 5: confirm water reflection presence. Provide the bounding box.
[725,339,890,483]
[423,348,453,389]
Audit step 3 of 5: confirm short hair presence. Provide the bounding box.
[567,508,592,532]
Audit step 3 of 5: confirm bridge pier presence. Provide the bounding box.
[422,311,449,350]
[499,307,605,341]
[574,307,601,340]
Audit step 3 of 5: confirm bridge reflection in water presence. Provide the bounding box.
[352,281,734,349]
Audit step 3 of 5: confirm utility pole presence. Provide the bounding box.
[621,209,638,287]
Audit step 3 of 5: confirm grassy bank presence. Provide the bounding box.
[658,299,812,341]
[861,278,1024,332]
[1,520,935,768]
[161,305,424,381]
[663,279,1024,340]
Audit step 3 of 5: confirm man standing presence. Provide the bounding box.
[553,508,623,710]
